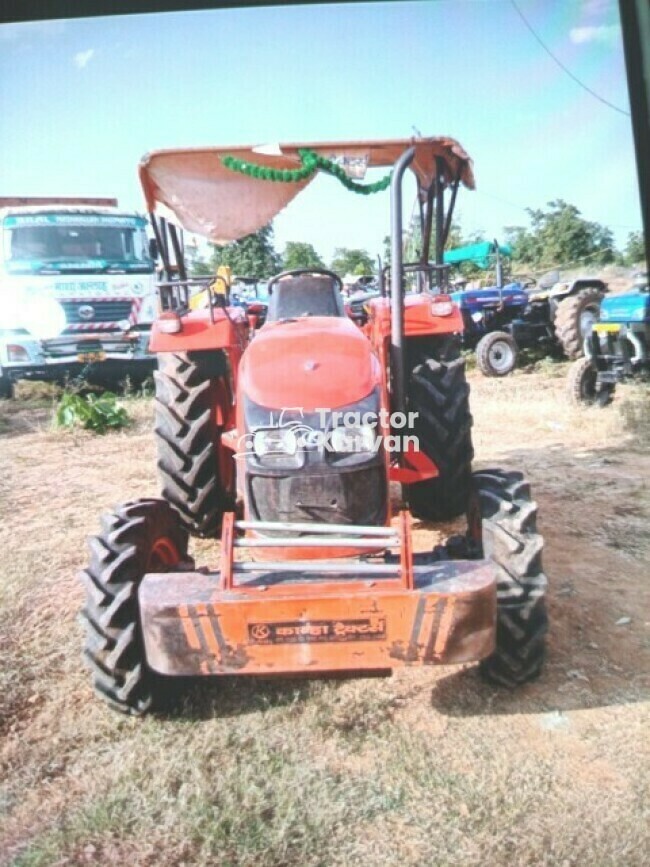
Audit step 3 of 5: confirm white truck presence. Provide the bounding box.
[0,198,158,396]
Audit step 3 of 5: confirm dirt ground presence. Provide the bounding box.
[1,366,649,866]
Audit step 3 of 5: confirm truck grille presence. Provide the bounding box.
[61,300,133,325]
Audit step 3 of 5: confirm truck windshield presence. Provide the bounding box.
[4,214,153,275]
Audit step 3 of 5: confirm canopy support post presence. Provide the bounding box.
[168,222,187,283]
[442,174,461,252]
[419,179,436,270]
[434,158,445,288]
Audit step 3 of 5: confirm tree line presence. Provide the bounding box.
[186,199,645,279]
[187,223,376,279]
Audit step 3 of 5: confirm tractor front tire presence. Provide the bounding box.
[80,499,190,715]
[407,339,474,521]
[155,351,233,537]
[554,287,603,359]
[472,470,548,687]
[476,331,518,377]
[567,357,614,406]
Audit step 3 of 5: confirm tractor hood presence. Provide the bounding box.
[239,317,382,411]
[600,291,650,324]
[450,283,529,310]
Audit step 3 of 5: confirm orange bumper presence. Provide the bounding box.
[139,560,496,676]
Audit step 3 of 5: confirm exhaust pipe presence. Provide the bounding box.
[390,146,416,427]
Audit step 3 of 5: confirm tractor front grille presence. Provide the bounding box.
[247,466,387,531]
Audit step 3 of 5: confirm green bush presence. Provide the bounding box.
[54,391,130,434]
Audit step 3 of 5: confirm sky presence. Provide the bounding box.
[0,0,643,265]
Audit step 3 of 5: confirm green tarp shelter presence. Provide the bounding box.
[443,241,512,270]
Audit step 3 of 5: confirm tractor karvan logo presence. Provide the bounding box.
[248,617,387,644]
[237,407,420,457]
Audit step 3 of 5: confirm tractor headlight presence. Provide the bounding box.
[431,298,454,317]
[253,427,298,457]
[330,424,376,454]
[252,427,304,469]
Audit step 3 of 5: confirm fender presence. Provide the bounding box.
[149,307,248,353]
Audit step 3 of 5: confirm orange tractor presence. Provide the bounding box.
[80,138,548,714]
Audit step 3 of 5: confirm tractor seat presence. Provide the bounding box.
[266,274,346,321]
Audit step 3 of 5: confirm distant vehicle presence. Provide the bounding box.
[568,271,650,406]
[446,242,607,376]
[346,284,381,324]
[231,276,269,329]
[0,198,158,397]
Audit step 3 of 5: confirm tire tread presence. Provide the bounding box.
[474,470,549,687]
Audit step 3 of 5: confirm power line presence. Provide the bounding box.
[510,0,630,117]
[475,190,530,212]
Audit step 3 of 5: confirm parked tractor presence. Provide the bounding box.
[80,138,548,715]
[524,275,606,359]
[568,272,649,405]
[446,242,606,376]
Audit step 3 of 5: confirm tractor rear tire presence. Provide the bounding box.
[567,357,614,406]
[155,351,234,537]
[406,338,474,521]
[476,331,518,377]
[79,499,190,715]
[554,287,603,359]
[473,470,548,687]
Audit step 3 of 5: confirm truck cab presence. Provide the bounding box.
[0,197,158,395]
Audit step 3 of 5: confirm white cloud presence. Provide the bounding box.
[74,49,95,69]
[570,24,620,44]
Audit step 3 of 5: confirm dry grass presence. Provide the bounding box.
[1,373,649,866]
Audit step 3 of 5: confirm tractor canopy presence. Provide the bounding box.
[139,137,475,244]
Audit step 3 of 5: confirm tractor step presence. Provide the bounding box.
[138,559,496,676]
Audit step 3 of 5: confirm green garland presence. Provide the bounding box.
[221,148,391,195]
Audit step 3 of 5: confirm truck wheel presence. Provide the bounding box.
[567,357,614,406]
[476,331,518,377]
[155,351,234,537]
[80,499,190,715]
[0,374,13,399]
[554,287,603,359]
[406,338,474,521]
[472,470,548,687]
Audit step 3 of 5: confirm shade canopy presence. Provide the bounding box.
[444,241,512,269]
[139,137,475,244]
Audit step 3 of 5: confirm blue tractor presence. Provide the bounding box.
[567,272,650,405]
[447,242,606,376]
